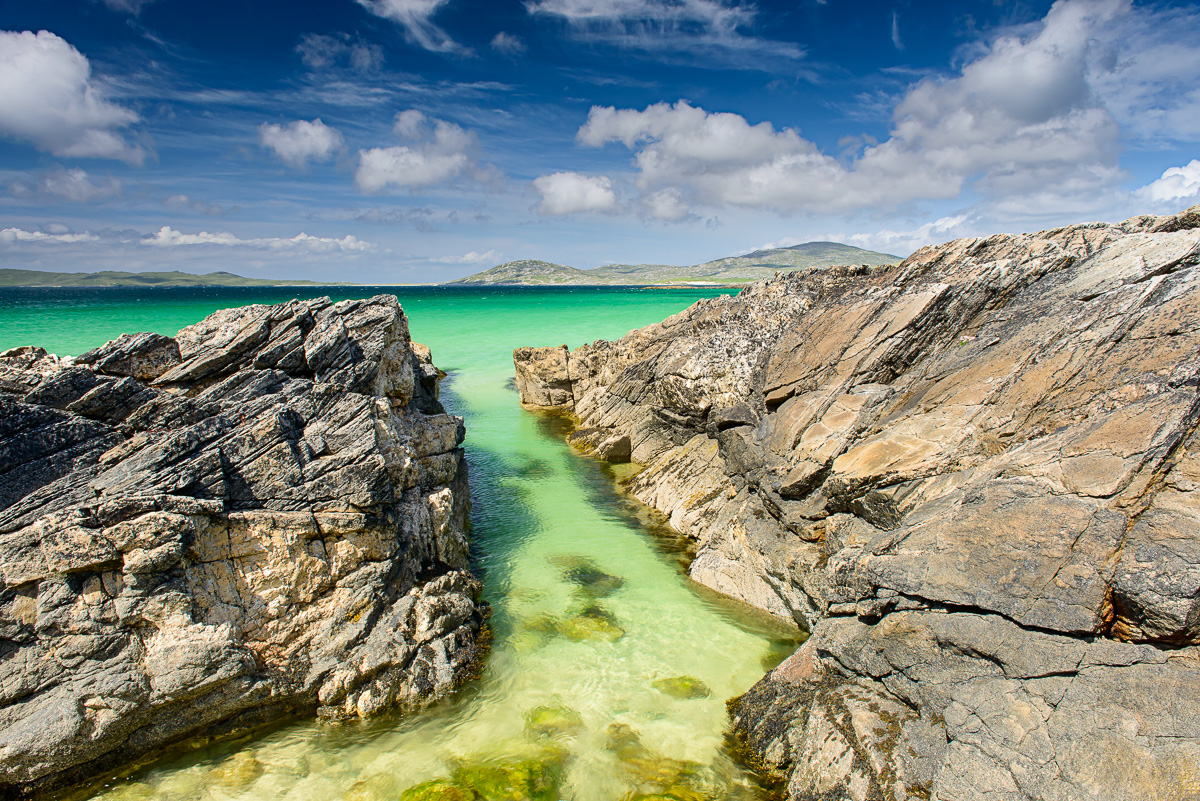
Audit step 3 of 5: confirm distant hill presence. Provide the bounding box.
[446,260,593,286]
[0,269,348,288]
[448,241,900,286]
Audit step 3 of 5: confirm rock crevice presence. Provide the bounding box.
[514,205,1200,800]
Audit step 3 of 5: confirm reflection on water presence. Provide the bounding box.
[0,286,802,801]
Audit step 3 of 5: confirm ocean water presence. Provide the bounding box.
[0,286,799,801]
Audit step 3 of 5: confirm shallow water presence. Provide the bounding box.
[0,286,800,801]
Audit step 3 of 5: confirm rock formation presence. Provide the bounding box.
[0,295,484,796]
[514,205,1200,800]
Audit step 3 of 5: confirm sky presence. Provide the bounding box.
[1,0,1199,284]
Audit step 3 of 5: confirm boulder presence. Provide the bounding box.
[514,205,1200,800]
[0,295,484,796]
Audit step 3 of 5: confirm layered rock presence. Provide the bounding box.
[0,295,484,796]
[514,205,1200,800]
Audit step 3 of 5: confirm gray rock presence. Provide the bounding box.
[515,204,1200,800]
[0,295,483,796]
[75,333,181,381]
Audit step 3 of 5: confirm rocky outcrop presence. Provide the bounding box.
[514,205,1200,800]
[0,295,484,796]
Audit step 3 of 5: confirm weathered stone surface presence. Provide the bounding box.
[75,333,181,381]
[0,295,483,796]
[515,205,1200,800]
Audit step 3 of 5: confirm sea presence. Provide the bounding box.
[0,285,799,801]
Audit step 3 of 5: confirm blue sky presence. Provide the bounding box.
[1,0,1198,283]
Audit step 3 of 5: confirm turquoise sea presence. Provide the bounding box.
[0,286,798,801]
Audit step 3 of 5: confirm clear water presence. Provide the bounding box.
[0,286,799,801]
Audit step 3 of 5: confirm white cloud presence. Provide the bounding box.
[532,172,619,215]
[1084,3,1200,146]
[837,214,972,256]
[0,226,98,244]
[355,111,488,193]
[1137,160,1200,204]
[643,187,692,221]
[143,226,373,252]
[162,194,232,216]
[576,0,1138,217]
[491,32,527,55]
[97,0,156,13]
[0,30,144,163]
[259,118,344,168]
[296,33,384,72]
[525,0,802,62]
[9,168,121,202]
[433,249,500,263]
[356,0,463,54]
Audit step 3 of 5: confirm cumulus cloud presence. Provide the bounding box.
[143,226,373,252]
[576,0,1140,216]
[1137,160,1200,204]
[9,168,121,202]
[525,0,802,62]
[355,110,490,193]
[0,226,99,244]
[296,33,384,72]
[0,30,144,163]
[258,118,344,168]
[491,32,527,55]
[532,171,619,215]
[356,0,463,54]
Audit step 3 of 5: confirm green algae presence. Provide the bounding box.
[399,779,474,801]
[652,675,712,700]
[523,704,584,738]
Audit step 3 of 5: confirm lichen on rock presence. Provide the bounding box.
[0,295,485,796]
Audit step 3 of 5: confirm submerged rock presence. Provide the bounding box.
[523,704,584,738]
[210,752,264,788]
[402,743,570,801]
[515,205,1200,799]
[606,723,711,800]
[524,606,625,642]
[0,296,485,796]
[398,779,473,801]
[556,556,626,599]
[651,676,710,700]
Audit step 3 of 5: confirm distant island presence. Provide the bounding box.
[0,269,349,288]
[0,241,901,288]
[447,241,900,286]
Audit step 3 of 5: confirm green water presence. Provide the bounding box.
[0,286,797,801]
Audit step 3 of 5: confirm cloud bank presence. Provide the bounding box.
[143,226,373,252]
